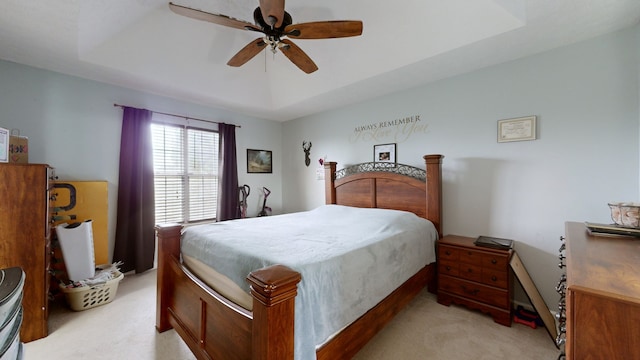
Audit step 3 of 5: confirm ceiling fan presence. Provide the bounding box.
[169,1,363,74]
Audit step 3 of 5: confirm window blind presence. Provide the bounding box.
[151,123,219,224]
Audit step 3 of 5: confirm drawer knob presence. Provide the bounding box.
[467,268,473,273]
[445,250,451,255]
[445,266,451,271]
[491,259,497,264]
[491,276,497,281]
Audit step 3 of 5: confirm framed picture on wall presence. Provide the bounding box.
[373,143,396,166]
[0,127,8,163]
[247,149,272,173]
[498,116,537,143]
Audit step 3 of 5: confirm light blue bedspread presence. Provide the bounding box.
[181,205,438,360]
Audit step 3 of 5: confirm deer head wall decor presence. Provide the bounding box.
[302,141,312,167]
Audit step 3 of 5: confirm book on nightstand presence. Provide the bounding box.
[474,236,514,250]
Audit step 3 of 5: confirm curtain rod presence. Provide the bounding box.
[113,103,241,128]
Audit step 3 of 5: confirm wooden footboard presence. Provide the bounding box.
[156,224,435,360]
[156,223,301,360]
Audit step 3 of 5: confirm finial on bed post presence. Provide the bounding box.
[424,155,444,238]
[247,265,302,360]
[324,162,337,204]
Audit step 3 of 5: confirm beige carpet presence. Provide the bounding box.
[24,270,560,359]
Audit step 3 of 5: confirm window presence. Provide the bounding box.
[151,122,219,224]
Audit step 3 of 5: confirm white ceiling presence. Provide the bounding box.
[1,0,639,121]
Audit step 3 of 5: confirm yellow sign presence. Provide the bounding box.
[52,181,109,265]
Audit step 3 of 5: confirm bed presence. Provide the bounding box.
[155,154,443,360]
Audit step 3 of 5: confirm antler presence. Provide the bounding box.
[302,141,312,151]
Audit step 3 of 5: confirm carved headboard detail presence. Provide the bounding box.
[324,154,443,237]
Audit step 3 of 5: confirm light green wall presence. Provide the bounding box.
[282,25,640,308]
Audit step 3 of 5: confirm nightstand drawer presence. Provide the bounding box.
[439,245,490,266]
[439,261,483,282]
[482,254,508,269]
[439,245,459,262]
[459,263,482,282]
[439,275,509,308]
[438,260,459,277]
[481,268,508,288]
[459,248,483,266]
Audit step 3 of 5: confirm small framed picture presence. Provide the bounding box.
[0,127,8,163]
[374,143,396,166]
[498,116,537,143]
[247,149,272,173]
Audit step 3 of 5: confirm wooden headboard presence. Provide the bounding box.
[324,154,443,237]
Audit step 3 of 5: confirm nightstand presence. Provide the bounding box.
[437,235,513,326]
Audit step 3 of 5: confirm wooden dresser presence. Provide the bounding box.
[0,163,54,342]
[437,235,513,326]
[562,222,640,359]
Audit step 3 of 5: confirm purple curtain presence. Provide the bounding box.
[217,123,240,221]
[113,107,155,273]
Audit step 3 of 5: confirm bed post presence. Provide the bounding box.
[155,223,182,332]
[247,265,302,360]
[424,155,443,238]
[324,162,337,204]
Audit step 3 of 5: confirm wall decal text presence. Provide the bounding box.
[349,115,428,143]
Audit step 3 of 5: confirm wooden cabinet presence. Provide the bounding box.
[437,235,513,326]
[563,222,640,359]
[0,163,54,342]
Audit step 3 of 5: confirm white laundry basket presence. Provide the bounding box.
[60,271,123,311]
[56,220,96,281]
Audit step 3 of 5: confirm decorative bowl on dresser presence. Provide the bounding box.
[437,235,513,326]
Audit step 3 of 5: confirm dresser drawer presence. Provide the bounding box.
[459,248,483,266]
[438,260,459,277]
[481,268,508,288]
[439,245,488,266]
[458,263,483,283]
[482,253,508,269]
[439,274,509,308]
[439,261,484,282]
[439,245,459,262]
[439,260,508,288]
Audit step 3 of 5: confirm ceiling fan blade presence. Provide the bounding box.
[284,21,363,39]
[227,38,268,67]
[279,39,318,74]
[169,2,261,32]
[259,0,285,28]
